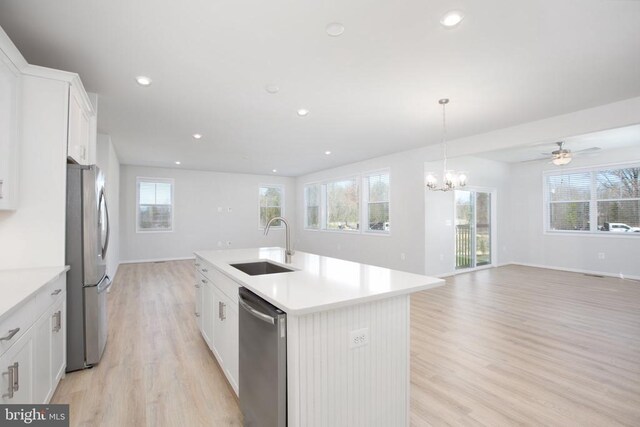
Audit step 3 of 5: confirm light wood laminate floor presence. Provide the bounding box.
[52,262,640,426]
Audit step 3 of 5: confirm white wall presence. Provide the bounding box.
[424,156,511,276]
[0,74,69,269]
[507,145,640,279]
[295,97,640,276]
[96,134,120,279]
[119,166,296,262]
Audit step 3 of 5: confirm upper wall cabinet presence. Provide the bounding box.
[67,83,93,165]
[0,43,20,210]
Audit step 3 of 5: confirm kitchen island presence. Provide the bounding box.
[194,247,444,427]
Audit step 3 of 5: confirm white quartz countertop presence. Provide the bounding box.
[0,266,70,320]
[194,248,444,315]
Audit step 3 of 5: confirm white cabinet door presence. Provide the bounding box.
[195,280,203,331]
[222,295,239,395]
[32,308,53,404]
[212,286,226,365]
[202,282,214,348]
[0,46,20,210]
[51,298,66,384]
[67,84,90,165]
[0,332,33,404]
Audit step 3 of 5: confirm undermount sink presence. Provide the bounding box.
[230,261,294,276]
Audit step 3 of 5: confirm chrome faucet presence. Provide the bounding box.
[264,216,294,263]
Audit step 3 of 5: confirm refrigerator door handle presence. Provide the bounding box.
[97,276,112,294]
[99,188,110,260]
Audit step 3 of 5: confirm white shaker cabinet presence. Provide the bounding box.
[0,268,67,405]
[67,83,91,165]
[195,257,240,396]
[0,40,20,210]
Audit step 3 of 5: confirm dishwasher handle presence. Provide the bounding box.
[239,295,276,325]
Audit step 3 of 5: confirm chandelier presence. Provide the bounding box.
[426,98,467,191]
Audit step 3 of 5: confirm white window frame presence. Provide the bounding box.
[543,161,640,238]
[258,184,285,229]
[302,168,391,236]
[362,169,391,235]
[136,177,175,233]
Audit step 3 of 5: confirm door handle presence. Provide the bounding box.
[2,363,18,398]
[51,289,62,296]
[0,328,20,341]
[13,362,18,392]
[238,296,275,325]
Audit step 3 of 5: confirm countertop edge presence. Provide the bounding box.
[0,265,70,321]
[194,249,446,315]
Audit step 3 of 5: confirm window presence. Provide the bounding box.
[365,172,390,232]
[304,184,320,229]
[303,169,390,234]
[259,185,284,228]
[326,178,360,231]
[137,178,173,232]
[545,164,640,235]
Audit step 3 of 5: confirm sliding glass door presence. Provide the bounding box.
[455,190,492,269]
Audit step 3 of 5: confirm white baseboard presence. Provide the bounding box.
[506,262,640,282]
[119,256,196,265]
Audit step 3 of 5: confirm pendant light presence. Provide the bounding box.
[426,98,467,191]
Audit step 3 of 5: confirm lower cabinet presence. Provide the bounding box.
[33,297,65,403]
[0,332,33,404]
[0,274,66,405]
[195,259,239,396]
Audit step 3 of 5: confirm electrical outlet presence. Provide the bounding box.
[598,252,605,260]
[349,328,369,349]
[400,253,406,261]
[227,207,233,213]
[217,241,223,247]
[217,207,223,213]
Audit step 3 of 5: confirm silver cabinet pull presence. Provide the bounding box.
[2,363,18,398]
[52,311,62,333]
[13,362,18,392]
[0,328,20,341]
[195,263,201,267]
[51,289,62,296]
[202,268,208,273]
[195,284,200,288]
[218,301,222,320]
[221,302,226,321]
[195,312,200,317]
[201,279,206,284]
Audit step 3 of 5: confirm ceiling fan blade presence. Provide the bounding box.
[573,147,601,154]
[520,157,548,163]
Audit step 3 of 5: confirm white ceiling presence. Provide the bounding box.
[476,124,640,163]
[1,0,639,176]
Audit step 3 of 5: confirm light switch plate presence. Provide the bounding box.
[349,328,369,349]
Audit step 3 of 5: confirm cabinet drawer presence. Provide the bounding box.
[34,275,65,317]
[194,257,214,277]
[207,268,239,304]
[0,298,36,357]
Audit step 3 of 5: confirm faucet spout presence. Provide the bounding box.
[264,216,294,263]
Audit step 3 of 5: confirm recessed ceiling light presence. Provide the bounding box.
[135,75,152,86]
[175,161,181,165]
[325,150,332,155]
[440,11,464,28]
[192,133,202,140]
[265,84,280,94]
[326,22,345,37]
[272,169,278,173]
[297,109,309,117]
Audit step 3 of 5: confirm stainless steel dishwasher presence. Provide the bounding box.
[239,287,287,427]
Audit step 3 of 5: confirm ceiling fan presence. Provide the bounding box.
[522,141,601,165]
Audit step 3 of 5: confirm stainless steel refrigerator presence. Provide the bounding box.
[65,164,111,372]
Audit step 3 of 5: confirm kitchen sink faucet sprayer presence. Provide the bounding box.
[264,216,294,263]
